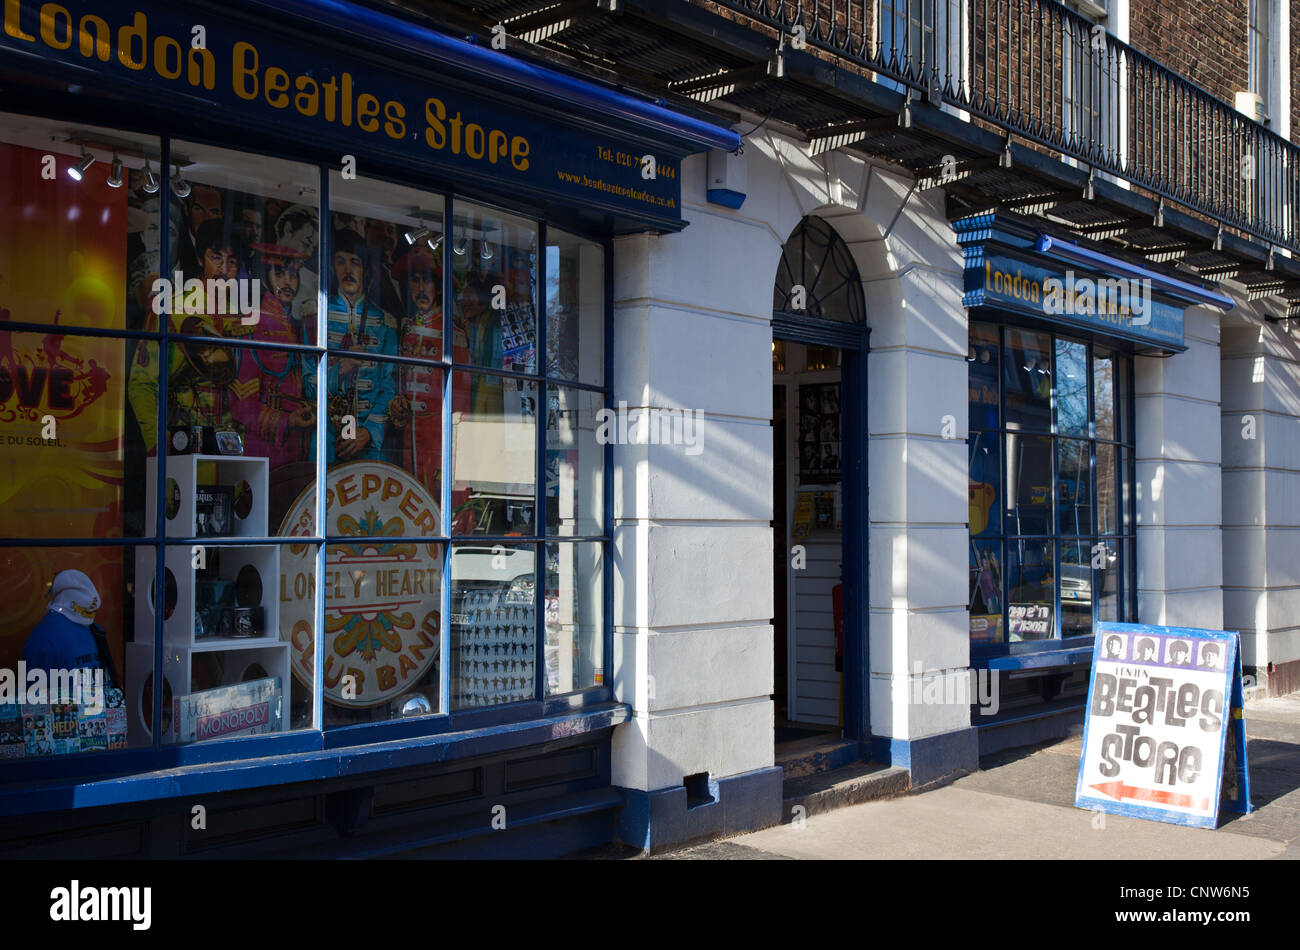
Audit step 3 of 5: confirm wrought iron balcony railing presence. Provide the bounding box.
[709,0,1299,253]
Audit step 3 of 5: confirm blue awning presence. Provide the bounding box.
[1035,235,1234,310]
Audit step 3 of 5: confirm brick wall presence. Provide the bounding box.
[1128,0,1249,105]
[1293,0,1299,141]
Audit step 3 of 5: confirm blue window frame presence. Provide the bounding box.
[0,108,613,793]
[968,319,1136,661]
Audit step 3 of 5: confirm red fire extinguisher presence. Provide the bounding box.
[832,580,844,673]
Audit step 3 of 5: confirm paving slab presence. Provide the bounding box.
[713,785,1285,860]
[650,692,1300,860]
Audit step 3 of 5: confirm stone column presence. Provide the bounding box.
[1221,308,1300,695]
[608,149,782,851]
[1134,305,1223,627]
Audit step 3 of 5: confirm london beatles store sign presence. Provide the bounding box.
[0,0,685,225]
[964,249,1187,352]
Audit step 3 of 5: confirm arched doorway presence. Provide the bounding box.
[771,215,870,756]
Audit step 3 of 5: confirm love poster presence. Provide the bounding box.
[0,142,128,671]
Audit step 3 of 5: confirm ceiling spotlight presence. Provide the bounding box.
[141,159,160,194]
[480,242,495,261]
[427,233,444,252]
[67,151,94,182]
[170,167,190,198]
[404,225,431,246]
[453,236,467,256]
[106,153,124,189]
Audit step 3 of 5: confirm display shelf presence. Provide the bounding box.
[125,641,290,746]
[190,635,284,652]
[133,543,279,648]
[130,454,290,744]
[146,454,269,539]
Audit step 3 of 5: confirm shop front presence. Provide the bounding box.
[955,212,1233,752]
[0,0,738,857]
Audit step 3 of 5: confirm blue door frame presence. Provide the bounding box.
[771,318,870,747]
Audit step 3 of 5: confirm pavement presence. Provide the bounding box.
[648,693,1300,860]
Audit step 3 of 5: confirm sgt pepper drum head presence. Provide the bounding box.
[277,462,442,708]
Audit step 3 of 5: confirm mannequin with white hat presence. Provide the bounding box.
[22,570,121,690]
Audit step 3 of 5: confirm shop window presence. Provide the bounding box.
[0,113,611,778]
[0,545,147,756]
[452,203,538,374]
[968,321,1135,650]
[155,142,323,738]
[145,541,318,743]
[1003,328,1053,432]
[546,387,604,538]
[544,541,603,694]
[546,229,603,385]
[318,172,450,728]
[450,541,535,709]
[452,373,537,536]
[0,117,333,770]
[0,116,166,763]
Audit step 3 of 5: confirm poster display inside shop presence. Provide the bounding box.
[1075,622,1252,829]
[125,150,324,529]
[0,136,140,758]
[798,383,840,480]
[969,540,1004,643]
[279,461,442,723]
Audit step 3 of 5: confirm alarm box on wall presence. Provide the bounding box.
[707,148,746,209]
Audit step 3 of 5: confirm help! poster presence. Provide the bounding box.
[1075,622,1250,829]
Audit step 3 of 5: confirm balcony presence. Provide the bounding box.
[392,0,1300,313]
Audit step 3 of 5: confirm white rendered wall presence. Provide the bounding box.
[1134,305,1224,628]
[609,127,974,795]
[608,149,777,792]
[830,170,971,745]
[1220,302,1300,680]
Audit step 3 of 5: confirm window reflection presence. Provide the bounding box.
[969,540,1004,644]
[545,541,602,693]
[1057,438,1092,536]
[547,229,603,384]
[1055,339,1089,436]
[453,204,537,374]
[1007,539,1054,641]
[970,322,1134,648]
[1003,329,1052,432]
[452,374,537,535]
[1005,433,1052,535]
[968,323,1000,431]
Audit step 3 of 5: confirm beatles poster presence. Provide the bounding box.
[1076,622,1251,829]
[798,382,840,480]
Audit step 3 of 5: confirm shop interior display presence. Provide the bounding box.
[453,585,536,707]
[129,454,287,745]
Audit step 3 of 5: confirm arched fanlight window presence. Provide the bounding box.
[773,215,865,324]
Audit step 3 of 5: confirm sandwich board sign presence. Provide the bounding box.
[1075,622,1252,829]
